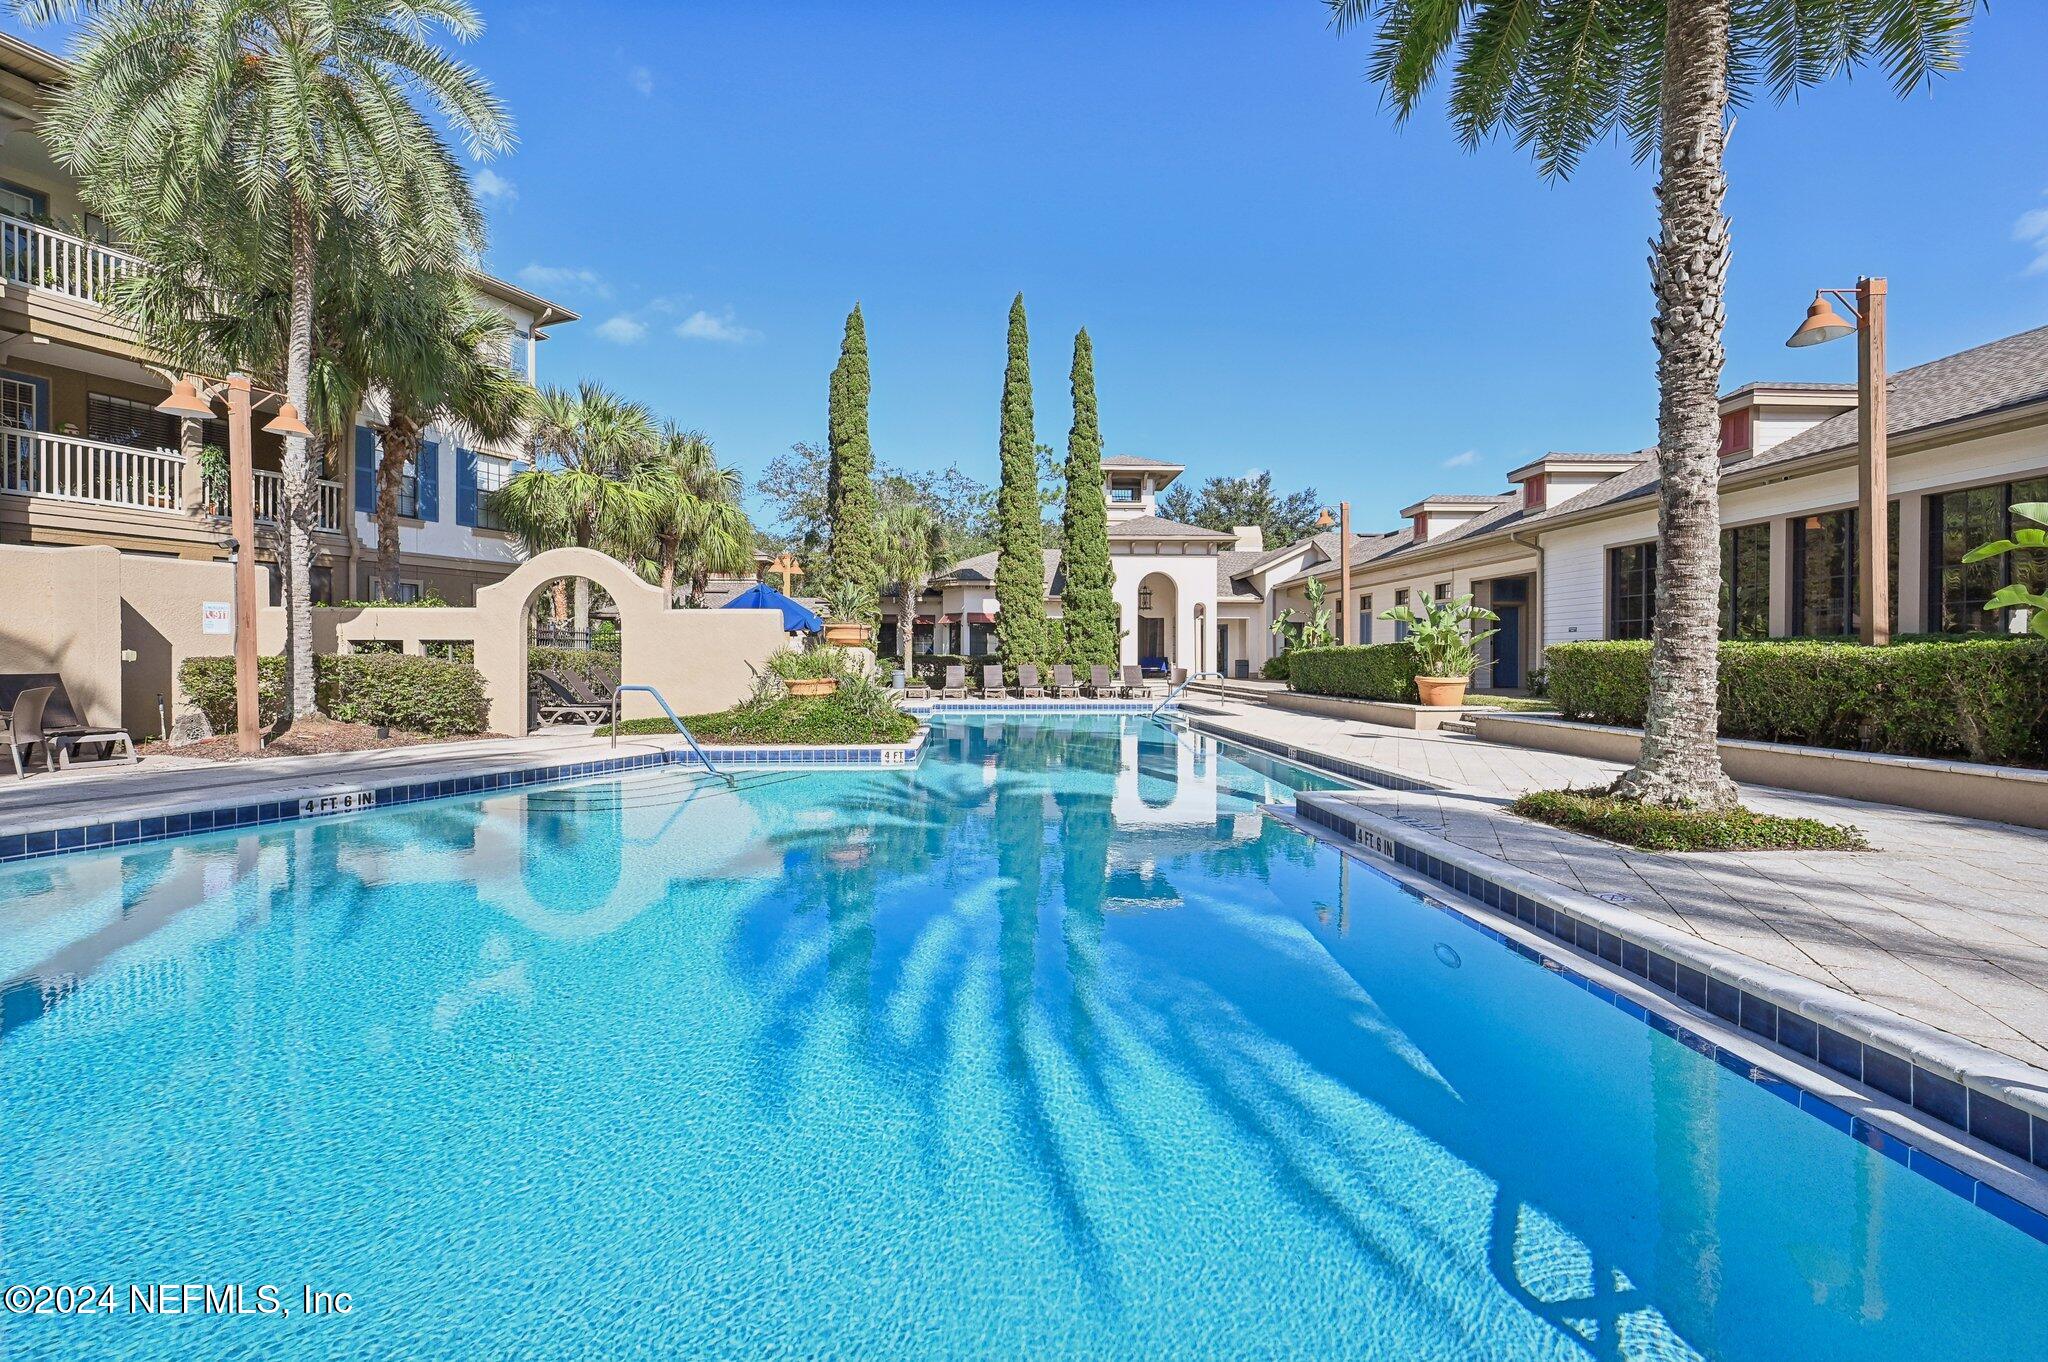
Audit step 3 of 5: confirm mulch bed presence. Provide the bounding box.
[140,718,503,762]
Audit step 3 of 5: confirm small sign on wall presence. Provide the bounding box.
[300,791,377,818]
[201,601,232,635]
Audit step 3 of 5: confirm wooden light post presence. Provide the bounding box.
[159,374,312,754]
[1788,277,1889,645]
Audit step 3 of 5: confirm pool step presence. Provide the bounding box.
[1440,718,1480,737]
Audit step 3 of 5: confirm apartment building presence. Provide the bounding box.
[0,33,576,606]
[1270,324,2048,690]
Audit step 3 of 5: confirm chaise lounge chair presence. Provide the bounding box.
[536,670,611,725]
[1084,665,1117,698]
[3,683,137,776]
[1049,664,1081,698]
[936,665,969,700]
[1015,664,1047,699]
[979,664,1010,699]
[1121,664,1159,699]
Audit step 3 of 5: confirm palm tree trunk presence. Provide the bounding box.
[901,580,917,680]
[1611,0,1739,810]
[282,198,320,719]
[376,418,418,598]
[658,533,677,601]
[572,519,593,636]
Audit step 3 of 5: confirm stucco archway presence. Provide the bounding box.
[1132,571,1178,671]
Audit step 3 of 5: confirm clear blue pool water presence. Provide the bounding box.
[0,714,2041,1360]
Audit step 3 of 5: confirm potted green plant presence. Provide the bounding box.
[1380,592,1498,707]
[822,579,877,648]
[771,646,845,699]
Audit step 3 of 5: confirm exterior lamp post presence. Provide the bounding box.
[1787,277,1888,645]
[157,374,312,754]
[1317,502,1352,643]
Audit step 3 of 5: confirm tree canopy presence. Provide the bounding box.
[1158,471,1322,547]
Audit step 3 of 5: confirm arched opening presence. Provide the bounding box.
[525,574,625,727]
[1134,572,1178,673]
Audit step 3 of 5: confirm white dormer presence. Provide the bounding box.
[1717,383,1859,461]
[1102,454,1186,523]
[1400,495,1504,544]
[1506,451,1654,512]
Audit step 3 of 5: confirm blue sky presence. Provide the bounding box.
[11,2,2048,533]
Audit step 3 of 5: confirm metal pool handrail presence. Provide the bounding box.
[1150,670,1226,718]
[609,684,736,787]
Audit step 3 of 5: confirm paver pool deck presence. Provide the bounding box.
[1184,695,2048,1082]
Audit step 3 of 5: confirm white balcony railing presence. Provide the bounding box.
[0,214,142,306]
[252,469,345,532]
[0,428,182,511]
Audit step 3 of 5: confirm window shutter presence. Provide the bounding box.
[417,439,440,521]
[353,426,376,511]
[455,447,478,528]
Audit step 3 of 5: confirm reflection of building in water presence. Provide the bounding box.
[1113,728,1262,842]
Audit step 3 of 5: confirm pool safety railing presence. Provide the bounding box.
[609,684,736,786]
[1150,670,1227,718]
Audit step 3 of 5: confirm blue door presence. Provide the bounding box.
[1487,576,1531,690]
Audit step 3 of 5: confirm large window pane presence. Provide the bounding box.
[1793,510,1856,636]
[1719,523,1769,640]
[1608,543,1657,639]
[1930,479,2048,633]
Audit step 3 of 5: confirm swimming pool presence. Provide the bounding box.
[0,714,2041,1359]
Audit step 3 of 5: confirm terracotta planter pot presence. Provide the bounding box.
[1414,676,1470,707]
[823,621,871,647]
[785,676,840,699]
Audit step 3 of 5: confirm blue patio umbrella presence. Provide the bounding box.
[722,581,826,634]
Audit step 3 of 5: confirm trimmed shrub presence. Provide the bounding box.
[1261,653,1292,682]
[181,652,489,736]
[912,653,974,684]
[1286,643,1425,703]
[1512,789,1867,852]
[1545,637,2048,765]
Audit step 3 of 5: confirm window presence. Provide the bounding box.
[89,392,227,452]
[1357,594,1372,645]
[395,580,425,604]
[1,375,38,431]
[1108,478,1141,504]
[1791,507,1901,636]
[1719,523,1770,640]
[1433,581,1451,605]
[1930,478,2048,633]
[1392,589,1410,641]
[0,179,48,220]
[1607,543,1657,639]
[473,454,514,531]
[396,453,420,519]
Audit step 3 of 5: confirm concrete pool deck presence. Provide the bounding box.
[1182,697,2048,1083]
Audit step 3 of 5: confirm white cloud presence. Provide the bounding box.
[516,263,610,298]
[628,65,655,96]
[1443,449,1480,468]
[675,309,761,344]
[2018,199,2048,275]
[473,168,517,204]
[595,315,649,344]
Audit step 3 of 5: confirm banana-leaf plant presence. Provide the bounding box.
[1961,502,2048,637]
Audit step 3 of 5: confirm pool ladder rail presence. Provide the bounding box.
[608,684,738,787]
[1151,670,1227,718]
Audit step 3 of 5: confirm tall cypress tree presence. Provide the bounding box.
[994,293,1054,667]
[825,303,880,596]
[1059,328,1117,667]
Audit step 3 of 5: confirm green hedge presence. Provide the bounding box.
[1545,638,2048,765]
[1262,653,1291,682]
[1286,643,1425,703]
[182,652,489,736]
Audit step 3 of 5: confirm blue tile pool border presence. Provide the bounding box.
[1285,795,2048,1244]
[0,733,928,867]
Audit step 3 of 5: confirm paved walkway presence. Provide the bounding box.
[1186,698,2048,1077]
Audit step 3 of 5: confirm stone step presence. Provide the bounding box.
[1439,719,1480,737]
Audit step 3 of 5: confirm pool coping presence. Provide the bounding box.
[1262,804,2048,1243]
[0,731,928,865]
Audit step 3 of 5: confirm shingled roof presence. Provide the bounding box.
[1106,515,1236,541]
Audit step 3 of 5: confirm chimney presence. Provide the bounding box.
[1232,525,1264,553]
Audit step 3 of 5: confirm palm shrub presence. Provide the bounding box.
[879,500,948,680]
[1379,594,1497,680]
[30,0,511,720]
[1329,0,1980,809]
[1962,501,2048,637]
[636,426,752,603]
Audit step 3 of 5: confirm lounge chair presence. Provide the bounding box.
[536,670,610,725]
[936,665,969,700]
[1121,664,1159,699]
[979,664,1009,699]
[1016,664,1046,699]
[4,684,136,782]
[1049,664,1081,698]
[1084,665,1117,698]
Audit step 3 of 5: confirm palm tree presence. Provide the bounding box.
[26,0,510,719]
[879,500,949,680]
[368,276,534,598]
[637,426,753,604]
[1329,0,1978,808]
[490,381,659,634]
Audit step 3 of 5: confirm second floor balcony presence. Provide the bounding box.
[0,213,141,308]
[0,428,344,532]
